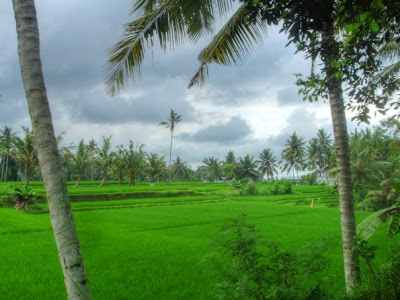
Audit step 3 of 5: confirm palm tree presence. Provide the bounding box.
[146,153,166,184]
[172,156,187,181]
[281,132,305,180]
[0,126,17,182]
[10,127,38,188]
[257,148,278,181]
[87,138,98,181]
[224,150,237,165]
[159,109,182,184]
[106,0,362,290]
[112,145,127,185]
[65,140,90,188]
[12,0,91,297]
[306,138,319,173]
[202,156,222,182]
[97,136,113,187]
[237,154,260,181]
[125,140,146,185]
[316,129,333,179]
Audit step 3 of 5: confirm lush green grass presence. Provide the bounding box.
[0,182,397,299]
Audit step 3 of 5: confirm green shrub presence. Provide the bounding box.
[347,246,400,299]
[245,183,258,195]
[208,214,330,300]
[284,182,293,194]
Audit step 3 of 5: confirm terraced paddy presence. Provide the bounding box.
[0,181,396,299]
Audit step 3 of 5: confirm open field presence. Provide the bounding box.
[0,181,397,299]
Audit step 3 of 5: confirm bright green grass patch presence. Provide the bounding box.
[0,198,397,299]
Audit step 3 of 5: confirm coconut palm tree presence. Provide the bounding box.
[202,156,222,182]
[159,109,182,184]
[146,152,166,184]
[306,138,320,173]
[65,140,91,188]
[0,125,17,182]
[281,132,305,180]
[10,127,38,188]
[125,140,146,185]
[112,145,127,185]
[12,0,91,297]
[106,0,363,290]
[257,148,278,181]
[97,136,113,187]
[87,138,98,181]
[316,129,333,179]
[237,154,260,181]
[172,156,187,181]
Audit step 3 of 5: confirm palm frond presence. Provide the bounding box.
[188,3,268,88]
[107,0,234,96]
[357,204,400,240]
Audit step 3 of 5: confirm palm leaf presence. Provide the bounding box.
[357,204,400,240]
[188,2,268,88]
[106,0,232,96]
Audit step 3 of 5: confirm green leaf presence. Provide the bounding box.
[360,12,370,23]
[369,22,379,33]
[252,0,260,5]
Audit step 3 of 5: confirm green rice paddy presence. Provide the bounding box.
[0,181,397,299]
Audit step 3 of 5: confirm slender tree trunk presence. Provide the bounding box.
[129,173,135,185]
[321,25,360,292]
[118,171,123,185]
[91,162,94,181]
[5,153,9,181]
[168,131,173,185]
[12,1,91,299]
[0,154,4,182]
[99,173,106,187]
[24,166,31,188]
[74,175,81,188]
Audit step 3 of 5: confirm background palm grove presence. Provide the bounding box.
[1,0,400,299]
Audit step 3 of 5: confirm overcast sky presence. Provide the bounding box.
[0,0,388,169]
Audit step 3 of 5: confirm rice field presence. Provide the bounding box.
[0,181,397,299]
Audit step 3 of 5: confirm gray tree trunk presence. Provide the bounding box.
[12,0,91,299]
[321,26,360,292]
[168,131,173,184]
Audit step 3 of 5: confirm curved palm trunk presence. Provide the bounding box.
[99,173,107,187]
[74,175,81,188]
[321,26,360,292]
[12,1,91,299]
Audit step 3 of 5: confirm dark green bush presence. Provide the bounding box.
[208,214,330,300]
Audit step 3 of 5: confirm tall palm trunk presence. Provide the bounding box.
[321,25,360,292]
[168,131,173,184]
[12,1,91,299]
[23,165,31,188]
[0,154,4,181]
[5,152,9,181]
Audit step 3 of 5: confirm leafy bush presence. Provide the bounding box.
[284,181,293,194]
[208,214,330,300]
[347,246,400,299]
[300,173,317,185]
[245,183,258,195]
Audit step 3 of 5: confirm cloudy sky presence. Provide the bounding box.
[0,0,387,169]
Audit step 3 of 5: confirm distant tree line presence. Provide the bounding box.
[1,118,399,210]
